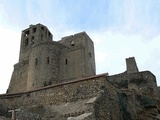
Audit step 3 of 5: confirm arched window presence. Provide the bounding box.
[25,38,29,46]
[32,27,37,33]
[25,30,30,37]
[41,26,44,31]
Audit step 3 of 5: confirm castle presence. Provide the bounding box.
[0,24,160,120]
[7,24,95,93]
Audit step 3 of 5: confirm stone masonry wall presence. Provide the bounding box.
[1,71,159,119]
[0,74,108,114]
[108,71,159,119]
[27,42,61,90]
[108,71,158,98]
[0,73,139,119]
[59,32,95,81]
[8,60,29,93]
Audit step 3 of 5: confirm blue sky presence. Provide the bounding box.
[0,0,160,93]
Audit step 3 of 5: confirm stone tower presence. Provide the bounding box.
[126,57,139,74]
[8,24,96,93]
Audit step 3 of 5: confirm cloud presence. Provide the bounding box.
[89,29,160,82]
[0,0,160,94]
[0,25,20,93]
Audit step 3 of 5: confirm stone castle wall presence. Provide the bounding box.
[8,60,29,93]
[1,64,160,119]
[0,73,139,119]
[0,72,155,120]
[59,32,96,81]
[0,74,107,108]
[27,42,62,90]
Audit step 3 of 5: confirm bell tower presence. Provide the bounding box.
[19,24,53,62]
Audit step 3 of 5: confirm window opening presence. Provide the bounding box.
[31,36,35,45]
[89,52,92,58]
[70,40,75,46]
[25,30,30,37]
[35,58,38,66]
[25,38,29,46]
[44,81,47,86]
[41,34,43,41]
[33,27,37,33]
[41,26,44,31]
[47,57,50,64]
[65,59,68,65]
[49,80,52,85]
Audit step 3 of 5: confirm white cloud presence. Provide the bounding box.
[89,29,160,82]
[0,25,20,94]
[0,0,160,94]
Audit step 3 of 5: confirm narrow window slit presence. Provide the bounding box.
[35,58,38,66]
[47,57,50,64]
[65,59,68,65]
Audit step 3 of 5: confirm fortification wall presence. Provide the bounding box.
[1,72,159,119]
[0,73,139,119]
[27,42,62,90]
[0,74,107,110]
[1,73,138,119]
[8,60,29,93]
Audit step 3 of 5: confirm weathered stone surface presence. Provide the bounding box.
[0,24,160,119]
[8,24,96,93]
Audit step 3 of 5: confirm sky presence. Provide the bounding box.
[0,0,160,93]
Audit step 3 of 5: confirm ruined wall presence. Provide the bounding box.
[108,71,159,119]
[126,57,139,74]
[107,71,158,97]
